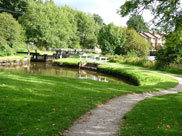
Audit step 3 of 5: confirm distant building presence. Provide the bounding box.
[139,32,165,50]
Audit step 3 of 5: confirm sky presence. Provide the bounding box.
[53,0,153,27]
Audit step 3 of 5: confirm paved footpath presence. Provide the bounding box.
[63,72,182,136]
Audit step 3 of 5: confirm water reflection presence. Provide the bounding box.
[0,62,126,84]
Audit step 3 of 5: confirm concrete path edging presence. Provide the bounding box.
[62,72,182,136]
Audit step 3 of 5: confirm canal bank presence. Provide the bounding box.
[0,61,178,136]
[53,58,140,86]
[0,62,128,85]
[0,56,30,66]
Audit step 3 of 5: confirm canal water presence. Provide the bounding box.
[0,62,127,84]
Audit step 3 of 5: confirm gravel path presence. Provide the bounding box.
[63,73,182,136]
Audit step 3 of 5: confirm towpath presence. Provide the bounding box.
[63,70,182,136]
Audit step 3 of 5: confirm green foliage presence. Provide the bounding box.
[107,54,156,69]
[93,13,104,26]
[156,29,182,67]
[19,2,98,49]
[127,14,149,32]
[98,64,140,86]
[0,0,30,19]
[61,6,80,49]
[0,38,12,56]
[119,0,182,32]
[54,58,178,87]
[19,2,71,48]
[75,11,97,49]
[120,0,182,71]
[98,23,125,55]
[165,63,182,74]
[0,12,25,56]
[122,28,150,57]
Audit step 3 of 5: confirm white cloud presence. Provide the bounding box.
[54,0,153,27]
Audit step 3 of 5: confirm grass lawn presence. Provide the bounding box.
[0,58,179,136]
[54,58,179,87]
[116,61,182,78]
[120,92,182,136]
[0,55,26,61]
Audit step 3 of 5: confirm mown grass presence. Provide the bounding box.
[53,58,80,67]
[120,93,182,136]
[0,58,179,136]
[0,55,26,61]
[107,55,182,77]
[54,58,178,87]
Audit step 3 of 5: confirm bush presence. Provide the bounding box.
[0,12,26,56]
[165,63,182,74]
[0,39,12,56]
[98,23,125,55]
[156,30,182,67]
[107,54,155,69]
[122,28,150,57]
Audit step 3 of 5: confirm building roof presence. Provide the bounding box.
[142,32,156,39]
[139,33,148,39]
[154,33,163,39]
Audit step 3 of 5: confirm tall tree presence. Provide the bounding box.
[75,11,97,49]
[127,14,149,32]
[119,0,182,65]
[19,1,74,48]
[0,12,25,56]
[93,13,104,26]
[119,0,182,32]
[121,28,150,57]
[98,23,125,55]
[0,0,30,19]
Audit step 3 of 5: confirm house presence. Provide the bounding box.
[139,32,165,50]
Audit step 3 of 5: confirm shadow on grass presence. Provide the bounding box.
[0,72,178,136]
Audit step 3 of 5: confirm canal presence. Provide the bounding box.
[0,62,128,84]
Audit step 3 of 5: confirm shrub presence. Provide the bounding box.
[122,28,150,57]
[107,54,155,69]
[0,39,12,56]
[0,12,26,56]
[98,23,125,55]
[165,63,182,74]
[156,29,182,67]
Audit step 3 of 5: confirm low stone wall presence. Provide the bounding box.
[0,57,30,66]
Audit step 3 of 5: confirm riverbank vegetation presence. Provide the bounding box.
[107,55,182,76]
[120,93,182,136]
[54,58,178,87]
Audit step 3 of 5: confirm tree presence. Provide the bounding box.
[0,0,30,19]
[93,13,104,26]
[0,37,12,56]
[19,2,98,49]
[119,0,182,66]
[0,12,25,56]
[61,6,80,49]
[127,14,149,32]
[156,29,182,66]
[19,1,77,49]
[119,0,182,32]
[122,28,150,57]
[75,11,97,49]
[98,23,125,55]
